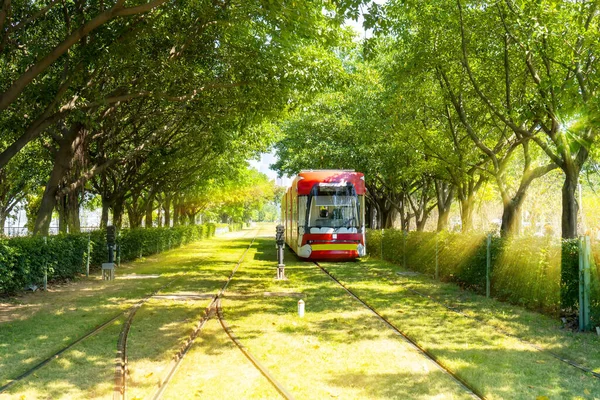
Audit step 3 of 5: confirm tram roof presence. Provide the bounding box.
[291,170,365,195]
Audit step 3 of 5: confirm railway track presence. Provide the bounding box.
[388,271,600,380]
[216,298,295,400]
[313,261,484,400]
[148,227,292,400]
[0,229,253,399]
[109,228,257,400]
[0,279,175,395]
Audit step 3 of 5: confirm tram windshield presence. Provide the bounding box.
[301,183,363,234]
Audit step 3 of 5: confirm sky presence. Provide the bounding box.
[249,5,378,186]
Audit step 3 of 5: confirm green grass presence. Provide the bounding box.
[166,236,473,399]
[2,318,123,399]
[3,224,600,399]
[373,260,600,373]
[324,257,600,399]
[125,230,261,399]
[0,228,257,398]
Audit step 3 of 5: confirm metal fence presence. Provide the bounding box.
[2,226,100,237]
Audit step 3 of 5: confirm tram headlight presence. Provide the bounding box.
[357,244,366,257]
[298,244,312,258]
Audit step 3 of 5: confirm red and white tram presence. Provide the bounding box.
[281,170,366,260]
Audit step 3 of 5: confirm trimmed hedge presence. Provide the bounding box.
[0,223,225,295]
[367,229,600,325]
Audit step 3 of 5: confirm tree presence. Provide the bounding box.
[2,0,360,235]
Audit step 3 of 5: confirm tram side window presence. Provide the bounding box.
[298,196,307,234]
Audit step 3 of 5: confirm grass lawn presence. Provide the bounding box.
[3,224,599,399]
[0,228,256,399]
[164,235,474,400]
[323,257,600,400]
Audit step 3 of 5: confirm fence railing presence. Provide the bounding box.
[366,229,599,330]
[2,226,100,237]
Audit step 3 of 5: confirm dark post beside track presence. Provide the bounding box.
[150,228,293,400]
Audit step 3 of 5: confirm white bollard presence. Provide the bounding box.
[298,299,305,317]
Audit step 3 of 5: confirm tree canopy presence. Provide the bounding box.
[1,0,599,239]
[273,0,600,238]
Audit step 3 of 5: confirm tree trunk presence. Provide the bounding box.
[365,200,373,229]
[460,196,474,233]
[100,199,110,228]
[435,181,454,232]
[57,192,68,234]
[383,207,396,229]
[562,170,579,239]
[112,199,124,229]
[33,126,80,235]
[173,207,179,227]
[66,188,81,233]
[500,199,522,237]
[377,198,395,229]
[163,194,171,227]
[0,212,6,233]
[437,207,451,232]
[416,218,427,232]
[145,191,155,228]
[128,209,142,228]
[173,196,180,227]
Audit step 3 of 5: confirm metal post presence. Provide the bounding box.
[43,236,48,291]
[380,229,384,259]
[486,234,491,298]
[86,232,91,277]
[117,230,121,268]
[579,236,591,331]
[435,233,439,280]
[275,225,286,280]
[403,230,407,269]
[584,236,591,331]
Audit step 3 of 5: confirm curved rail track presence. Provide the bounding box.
[149,228,293,400]
[389,273,600,380]
[0,279,175,395]
[111,229,259,400]
[313,261,484,400]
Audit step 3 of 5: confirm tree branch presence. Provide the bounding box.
[0,0,168,112]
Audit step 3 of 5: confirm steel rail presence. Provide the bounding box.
[0,279,175,395]
[216,298,295,400]
[390,273,600,380]
[150,228,260,400]
[314,261,484,400]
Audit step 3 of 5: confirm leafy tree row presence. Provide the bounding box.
[274,0,600,239]
[0,0,364,234]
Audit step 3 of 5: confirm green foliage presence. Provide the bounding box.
[199,168,277,224]
[367,230,600,323]
[0,224,218,295]
[560,239,580,312]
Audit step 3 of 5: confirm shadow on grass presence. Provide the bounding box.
[318,260,600,398]
[0,233,259,393]
[327,371,470,399]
